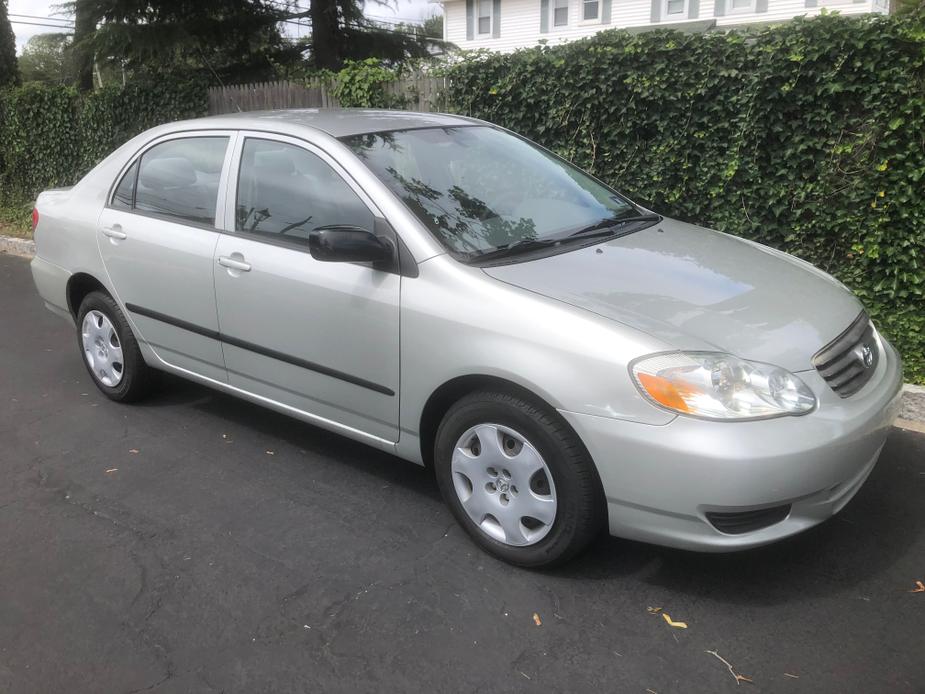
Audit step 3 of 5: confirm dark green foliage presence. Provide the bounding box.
[305,0,444,70]
[0,0,20,87]
[0,76,207,201]
[67,0,297,83]
[445,14,925,383]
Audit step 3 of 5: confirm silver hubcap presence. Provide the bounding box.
[451,424,557,547]
[81,310,124,387]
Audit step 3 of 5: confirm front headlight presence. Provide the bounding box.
[630,352,816,420]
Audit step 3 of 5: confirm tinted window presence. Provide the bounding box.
[236,139,374,245]
[134,137,229,226]
[112,160,137,210]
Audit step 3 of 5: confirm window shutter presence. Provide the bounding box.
[493,0,501,37]
[689,0,700,17]
[541,0,549,32]
[466,0,475,39]
[714,0,726,14]
[602,0,612,23]
[804,0,817,6]
[651,0,661,22]
[755,0,768,10]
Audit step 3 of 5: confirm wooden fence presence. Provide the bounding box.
[207,77,448,115]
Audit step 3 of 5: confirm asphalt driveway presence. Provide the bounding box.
[1,252,923,693]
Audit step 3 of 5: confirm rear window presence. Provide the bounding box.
[112,137,229,226]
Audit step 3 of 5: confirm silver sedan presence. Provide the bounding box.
[30,110,903,566]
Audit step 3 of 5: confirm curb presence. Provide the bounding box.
[900,384,925,425]
[0,234,35,258]
[1,234,923,427]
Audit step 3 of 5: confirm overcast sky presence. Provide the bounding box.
[8,0,439,54]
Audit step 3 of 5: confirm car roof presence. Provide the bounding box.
[169,108,478,139]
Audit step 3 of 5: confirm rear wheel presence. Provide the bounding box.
[434,390,605,567]
[76,291,153,402]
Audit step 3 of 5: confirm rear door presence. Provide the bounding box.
[212,133,401,443]
[98,132,235,381]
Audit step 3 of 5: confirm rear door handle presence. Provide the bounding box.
[102,225,127,240]
[218,255,251,272]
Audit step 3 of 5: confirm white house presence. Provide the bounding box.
[440,0,889,52]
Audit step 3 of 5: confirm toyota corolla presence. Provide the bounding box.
[30,110,903,566]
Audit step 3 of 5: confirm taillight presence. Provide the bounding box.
[32,208,39,232]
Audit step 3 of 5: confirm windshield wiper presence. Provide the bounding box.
[568,213,661,238]
[467,237,561,262]
[466,213,661,263]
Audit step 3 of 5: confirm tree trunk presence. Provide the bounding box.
[309,0,342,70]
[73,0,96,91]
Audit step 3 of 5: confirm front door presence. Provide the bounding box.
[98,133,233,382]
[212,135,401,442]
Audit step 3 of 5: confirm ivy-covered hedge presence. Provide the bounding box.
[445,13,925,383]
[0,76,208,202]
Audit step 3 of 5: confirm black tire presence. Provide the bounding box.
[76,291,153,403]
[434,390,605,568]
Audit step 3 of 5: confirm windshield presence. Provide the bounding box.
[342,126,639,259]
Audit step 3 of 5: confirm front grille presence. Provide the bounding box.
[706,504,791,535]
[812,312,879,398]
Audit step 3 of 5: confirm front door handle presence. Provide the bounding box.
[218,255,251,272]
[102,225,127,240]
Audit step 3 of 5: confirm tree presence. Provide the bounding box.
[303,0,444,70]
[0,0,20,87]
[19,34,72,84]
[423,13,443,39]
[73,0,98,91]
[68,0,301,84]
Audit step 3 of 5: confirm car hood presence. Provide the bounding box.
[482,218,863,372]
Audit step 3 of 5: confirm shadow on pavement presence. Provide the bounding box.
[137,373,923,607]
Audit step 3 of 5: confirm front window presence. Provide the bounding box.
[478,0,492,34]
[553,0,569,26]
[235,138,374,247]
[664,0,687,15]
[343,126,641,261]
[583,0,599,20]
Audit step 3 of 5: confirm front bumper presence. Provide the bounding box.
[560,336,904,552]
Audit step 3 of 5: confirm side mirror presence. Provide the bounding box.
[308,225,392,264]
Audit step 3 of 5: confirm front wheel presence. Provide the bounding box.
[434,390,605,568]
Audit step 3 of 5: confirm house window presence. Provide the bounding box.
[727,0,755,11]
[553,0,569,26]
[478,0,492,34]
[663,0,688,16]
[583,0,599,20]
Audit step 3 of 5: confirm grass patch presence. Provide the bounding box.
[0,199,33,239]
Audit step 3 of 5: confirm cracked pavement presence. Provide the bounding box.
[1,253,924,693]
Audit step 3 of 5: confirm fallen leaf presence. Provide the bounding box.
[910,580,925,593]
[647,606,662,614]
[105,468,118,474]
[533,612,542,626]
[662,613,688,629]
[128,449,139,454]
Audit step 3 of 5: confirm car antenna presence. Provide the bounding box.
[196,44,243,113]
